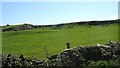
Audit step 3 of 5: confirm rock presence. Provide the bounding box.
[2,24,33,32]
[14,24,33,31]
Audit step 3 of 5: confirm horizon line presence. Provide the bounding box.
[1,19,118,26]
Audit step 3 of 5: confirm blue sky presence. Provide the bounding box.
[2,2,118,25]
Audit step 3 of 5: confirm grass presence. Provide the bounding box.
[2,24,118,59]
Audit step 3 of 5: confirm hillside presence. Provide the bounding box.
[2,19,119,67]
[2,19,120,32]
[2,23,118,58]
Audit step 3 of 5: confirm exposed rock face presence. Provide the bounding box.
[13,24,33,31]
[2,24,33,32]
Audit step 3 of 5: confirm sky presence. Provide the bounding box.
[2,2,118,25]
[1,0,119,2]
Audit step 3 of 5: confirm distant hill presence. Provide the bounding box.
[2,19,120,32]
[33,19,120,28]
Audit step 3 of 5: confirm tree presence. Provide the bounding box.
[6,24,9,26]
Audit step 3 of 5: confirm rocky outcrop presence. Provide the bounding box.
[48,42,120,66]
[2,24,33,32]
[1,42,120,67]
[13,24,33,31]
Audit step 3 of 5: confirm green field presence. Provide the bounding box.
[2,24,118,59]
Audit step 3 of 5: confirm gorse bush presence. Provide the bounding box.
[1,42,120,67]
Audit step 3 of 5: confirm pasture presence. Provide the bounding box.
[2,24,118,59]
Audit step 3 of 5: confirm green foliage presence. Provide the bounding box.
[88,59,120,67]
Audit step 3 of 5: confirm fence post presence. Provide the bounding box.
[66,42,70,49]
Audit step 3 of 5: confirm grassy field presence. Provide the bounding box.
[2,24,118,59]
